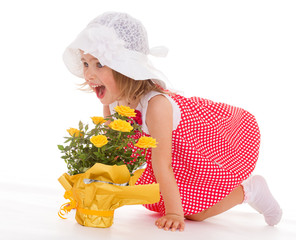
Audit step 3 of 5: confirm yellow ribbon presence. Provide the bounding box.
[58,191,77,219]
[58,190,114,219]
[77,208,114,217]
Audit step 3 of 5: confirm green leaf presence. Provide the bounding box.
[79,153,87,160]
[57,145,64,150]
[64,138,71,143]
[64,146,71,151]
[79,121,83,130]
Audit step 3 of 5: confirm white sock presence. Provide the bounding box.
[242,175,282,226]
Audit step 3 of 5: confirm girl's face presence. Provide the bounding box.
[80,51,120,105]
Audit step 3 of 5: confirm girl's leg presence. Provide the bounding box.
[185,175,282,226]
[185,185,244,221]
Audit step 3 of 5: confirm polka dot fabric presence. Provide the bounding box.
[135,94,260,216]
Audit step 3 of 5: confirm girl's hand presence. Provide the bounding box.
[155,213,185,232]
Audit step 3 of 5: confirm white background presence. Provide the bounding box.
[0,0,295,239]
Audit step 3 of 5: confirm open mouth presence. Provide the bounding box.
[90,84,106,99]
[94,85,106,99]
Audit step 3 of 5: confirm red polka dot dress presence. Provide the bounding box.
[111,91,261,216]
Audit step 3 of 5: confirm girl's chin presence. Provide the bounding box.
[97,95,115,105]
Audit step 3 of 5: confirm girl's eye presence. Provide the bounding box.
[82,61,102,68]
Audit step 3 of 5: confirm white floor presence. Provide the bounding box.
[1,179,295,240]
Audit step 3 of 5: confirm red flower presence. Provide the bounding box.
[130,110,142,125]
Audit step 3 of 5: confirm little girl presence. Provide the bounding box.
[63,11,282,232]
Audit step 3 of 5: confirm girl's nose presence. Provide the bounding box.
[84,66,96,81]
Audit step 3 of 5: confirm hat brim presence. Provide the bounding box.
[63,46,167,89]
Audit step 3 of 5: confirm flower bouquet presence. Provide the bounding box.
[57,106,160,228]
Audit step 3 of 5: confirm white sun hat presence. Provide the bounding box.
[63,11,169,88]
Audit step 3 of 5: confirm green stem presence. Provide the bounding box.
[114,131,122,146]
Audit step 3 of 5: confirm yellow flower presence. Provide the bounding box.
[109,119,133,132]
[91,116,106,125]
[114,105,136,117]
[67,128,83,137]
[90,135,108,148]
[135,136,158,148]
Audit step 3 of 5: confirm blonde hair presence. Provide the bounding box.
[112,70,168,104]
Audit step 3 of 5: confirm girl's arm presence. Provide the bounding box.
[146,95,185,232]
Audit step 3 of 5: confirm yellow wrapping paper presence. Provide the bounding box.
[58,163,159,228]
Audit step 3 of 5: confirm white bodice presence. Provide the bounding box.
[109,91,181,134]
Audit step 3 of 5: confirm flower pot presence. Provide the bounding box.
[58,163,160,228]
